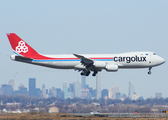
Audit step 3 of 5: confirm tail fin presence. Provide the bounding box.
[6,33,39,58]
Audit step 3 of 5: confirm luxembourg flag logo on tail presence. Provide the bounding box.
[16,41,28,53]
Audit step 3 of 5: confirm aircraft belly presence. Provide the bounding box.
[32,61,80,69]
[118,62,152,68]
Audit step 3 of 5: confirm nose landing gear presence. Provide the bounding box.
[80,70,98,76]
[148,67,152,75]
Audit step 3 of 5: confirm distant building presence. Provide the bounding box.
[18,84,24,90]
[112,86,119,99]
[49,87,57,98]
[69,83,74,93]
[81,88,92,99]
[116,92,121,99]
[128,81,134,99]
[1,84,13,95]
[155,93,162,99]
[96,72,101,99]
[42,84,46,98]
[64,87,70,99]
[49,107,59,113]
[101,89,108,99]
[81,76,86,89]
[14,84,27,95]
[43,88,46,98]
[35,88,41,98]
[29,78,36,96]
[69,83,74,98]
[85,84,89,89]
[48,89,53,98]
[108,87,113,99]
[19,87,27,95]
[63,81,71,99]
[73,77,81,98]
[139,96,144,100]
[63,81,67,89]
[122,93,127,99]
[8,79,15,91]
[0,88,3,94]
[56,88,62,98]
[132,93,139,100]
[92,89,97,98]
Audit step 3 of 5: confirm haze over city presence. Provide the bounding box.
[0,0,168,99]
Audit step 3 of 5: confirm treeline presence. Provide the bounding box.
[0,95,168,106]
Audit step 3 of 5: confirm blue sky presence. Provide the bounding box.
[0,0,168,99]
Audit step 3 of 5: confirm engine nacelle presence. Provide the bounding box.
[93,61,106,68]
[105,64,118,72]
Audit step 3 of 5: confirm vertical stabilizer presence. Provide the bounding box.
[6,33,39,58]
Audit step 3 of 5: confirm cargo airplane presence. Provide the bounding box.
[7,33,165,76]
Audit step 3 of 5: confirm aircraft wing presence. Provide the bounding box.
[73,54,93,66]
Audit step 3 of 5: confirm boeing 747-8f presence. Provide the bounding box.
[7,33,165,76]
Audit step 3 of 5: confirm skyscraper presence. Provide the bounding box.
[73,77,81,98]
[101,89,108,99]
[50,87,57,97]
[42,84,46,98]
[1,84,13,95]
[108,87,113,99]
[8,79,14,91]
[56,88,62,98]
[112,86,119,99]
[63,81,69,99]
[96,72,101,99]
[29,78,36,96]
[69,83,74,98]
[63,81,67,89]
[16,84,27,95]
[116,92,121,99]
[81,76,86,89]
[128,81,134,99]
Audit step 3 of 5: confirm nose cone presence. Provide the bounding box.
[158,56,165,65]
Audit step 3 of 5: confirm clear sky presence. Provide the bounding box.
[0,0,168,99]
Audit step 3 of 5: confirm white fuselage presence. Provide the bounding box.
[11,51,165,71]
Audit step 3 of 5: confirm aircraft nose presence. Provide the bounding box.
[158,57,165,64]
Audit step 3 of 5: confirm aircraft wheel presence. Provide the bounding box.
[81,72,85,76]
[86,71,90,76]
[92,73,96,76]
[92,71,97,76]
[148,71,151,75]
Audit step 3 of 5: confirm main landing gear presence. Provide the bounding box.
[148,67,152,75]
[81,70,91,76]
[92,71,98,76]
[81,70,98,76]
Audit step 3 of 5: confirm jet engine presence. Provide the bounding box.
[93,61,106,68]
[105,64,118,72]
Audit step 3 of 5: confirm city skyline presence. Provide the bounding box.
[0,76,164,100]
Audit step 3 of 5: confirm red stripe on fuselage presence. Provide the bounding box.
[29,55,114,60]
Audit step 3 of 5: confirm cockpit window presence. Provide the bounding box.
[153,53,156,55]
